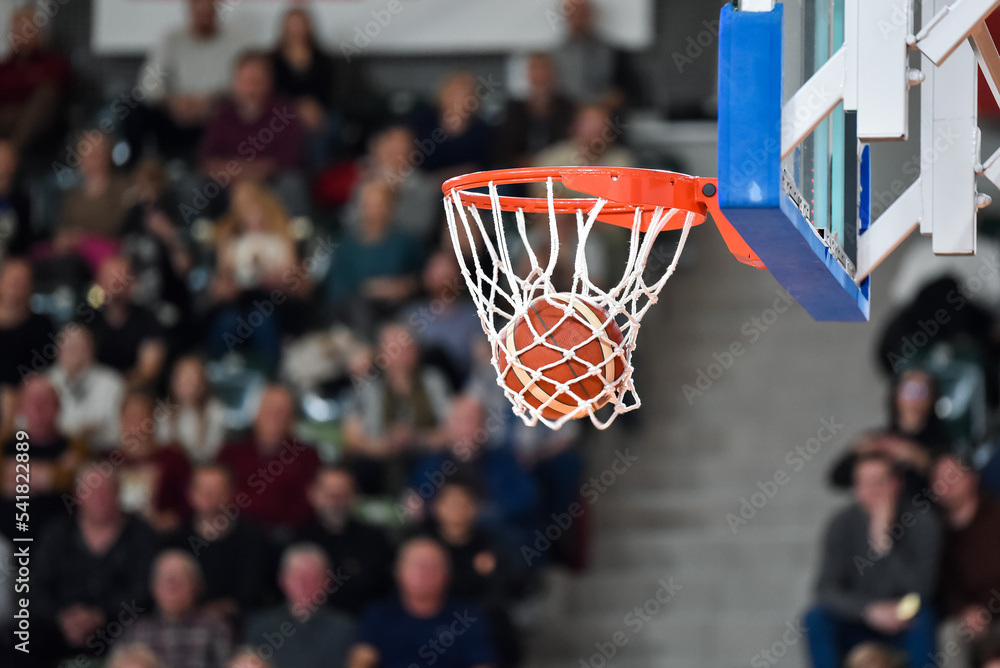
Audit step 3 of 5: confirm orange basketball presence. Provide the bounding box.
[496,294,625,421]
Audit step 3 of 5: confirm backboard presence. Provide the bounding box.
[717,0,1000,322]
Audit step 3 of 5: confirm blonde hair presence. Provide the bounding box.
[215,181,292,245]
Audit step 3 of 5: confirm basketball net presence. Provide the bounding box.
[444,178,693,430]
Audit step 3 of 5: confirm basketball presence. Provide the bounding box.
[496,294,625,421]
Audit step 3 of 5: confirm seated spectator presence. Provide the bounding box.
[342,322,451,494]
[343,126,441,243]
[551,0,636,109]
[108,643,167,668]
[205,181,309,370]
[348,537,497,668]
[533,104,634,174]
[0,140,35,259]
[407,395,538,541]
[420,479,520,667]
[48,325,126,452]
[124,550,232,668]
[158,356,227,462]
[495,53,576,169]
[298,466,394,617]
[198,51,306,215]
[162,463,275,623]
[403,251,482,389]
[933,455,1000,668]
[115,393,192,531]
[804,453,941,668]
[409,71,493,179]
[0,258,54,436]
[325,181,424,331]
[830,369,950,490]
[0,6,71,152]
[217,385,320,537]
[244,543,356,668]
[48,131,130,272]
[126,0,250,163]
[84,256,167,392]
[120,160,194,338]
[35,464,156,663]
[270,7,336,169]
[1,376,87,535]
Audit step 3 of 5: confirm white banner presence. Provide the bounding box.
[91,0,653,56]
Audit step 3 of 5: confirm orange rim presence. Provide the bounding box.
[442,166,766,270]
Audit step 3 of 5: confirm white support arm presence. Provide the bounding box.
[916,0,1000,65]
[970,21,1000,110]
[781,48,846,159]
[856,180,923,282]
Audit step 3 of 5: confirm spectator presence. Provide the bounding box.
[84,256,167,392]
[0,258,54,436]
[198,51,306,215]
[933,455,1000,668]
[0,139,35,259]
[830,369,950,490]
[216,385,320,537]
[127,0,251,162]
[410,71,493,179]
[35,464,157,662]
[343,125,441,243]
[1,376,88,535]
[342,322,451,494]
[348,537,497,668]
[108,643,168,668]
[403,251,482,389]
[49,131,131,273]
[270,7,336,169]
[421,479,521,667]
[124,550,232,668]
[48,325,126,452]
[244,543,356,668]
[495,53,576,169]
[206,181,309,369]
[163,464,275,623]
[120,160,194,337]
[551,0,635,108]
[534,104,634,174]
[115,392,193,531]
[158,356,227,463]
[325,181,424,331]
[0,6,71,152]
[298,466,394,617]
[407,395,538,541]
[804,453,941,668]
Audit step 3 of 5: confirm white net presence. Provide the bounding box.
[444,178,694,430]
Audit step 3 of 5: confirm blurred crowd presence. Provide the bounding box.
[803,261,1000,668]
[0,0,644,666]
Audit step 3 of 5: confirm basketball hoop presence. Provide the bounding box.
[442,166,761,430]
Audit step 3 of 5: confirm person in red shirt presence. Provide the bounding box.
[216,385,320,539]
[0,6,71,151]
[934,455,1000,668]
[197,51,306,216]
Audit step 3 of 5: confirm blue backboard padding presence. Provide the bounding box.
[859,145,871,233]
[717,3,870,322]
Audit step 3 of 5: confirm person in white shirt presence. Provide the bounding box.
[48,325,125,452]
[125,0,252,162]
[157,355,227,463]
